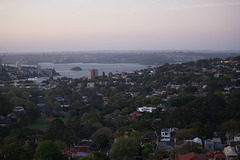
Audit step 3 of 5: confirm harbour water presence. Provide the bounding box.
[39,62,154,79]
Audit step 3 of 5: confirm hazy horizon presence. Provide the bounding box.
[1,0,240,52]
[1,49,240,55]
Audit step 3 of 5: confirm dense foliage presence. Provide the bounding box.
[0,56,240,159]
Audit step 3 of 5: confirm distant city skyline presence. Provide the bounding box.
[0,0,240,52]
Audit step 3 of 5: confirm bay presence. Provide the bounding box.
[39,62,153,79]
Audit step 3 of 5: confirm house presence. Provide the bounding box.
[167,94,178,100]
[161,128,179,142]
[213,137,221,143]
[213,137,222,151]
[214,151,226,160]
[77,82,85,89]
[103,97,109,105]
[13,106,24,113]
[234,136,240,142]
[206,152,214,160]
[7,112,17,119]
[224,146,238,160]
[175,152,207,160]
[137,106,156,113]
[62,141,92,159]
[185,137,203,146]
[207,151,226,160]
[193,137,203,145]
[129,112,142,122]
[235,145,240,158]
[205,139,214,152]
[130,112,143,117]
[161,128,171,141]
[157,142,174,153]
[87,82,95,88]
[55,95,64,102]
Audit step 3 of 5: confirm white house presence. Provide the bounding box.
[234,136,240,142]
[224,146,238,160]
[160,128,179,142]
[137,106,156,113]
[87,82,95,88]
[193,137,203,145]
[161,128,171,141]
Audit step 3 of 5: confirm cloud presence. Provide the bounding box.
[170,2,240,10]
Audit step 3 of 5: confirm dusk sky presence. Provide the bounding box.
[0,0,240,52]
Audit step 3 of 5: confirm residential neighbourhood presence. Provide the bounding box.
[1,56,240,159]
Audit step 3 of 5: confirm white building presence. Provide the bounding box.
[137,106,156,113]
[224,146,238,160]
[234,136,240,142]
[161,128,179,141]
[193,137,203,145]
[161,128,171,141]
[36,64,42,74]
[16,61,22,70]
[87,82,95,88]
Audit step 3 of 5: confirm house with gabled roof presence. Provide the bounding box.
[62,140,92,159]
[224,146,238,160]
[175,152,207,160]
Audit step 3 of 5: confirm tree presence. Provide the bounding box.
[68,110,77,118]
[55,140,67,150]
[34,140,63,160]
[221,119,240,139]
[10,97,25,106]
[110,136,139,159]
[142,143,154,158]
[89,117,99,125]
[91,127,113,151]
[174,129,193,140]
[92,151,110,160]
[79,155,95,160]
[3,142,28,160]
[151,97,163,105]
[4,136,17,145]
[0,95,11,116]
[25,101,39,123]
[45,119,65,140]
[81,112,91,121]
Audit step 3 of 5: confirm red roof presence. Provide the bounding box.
[176,152,207,160]
[128,117,138,122]
[62,146,90,159]
[206,152,214,159]
[214,151,226,159]
[130,112,142,117]
[74,146,89,152]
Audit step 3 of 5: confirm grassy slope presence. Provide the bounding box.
[27,116,68,131]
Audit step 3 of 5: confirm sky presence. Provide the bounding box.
[0,0,240,52]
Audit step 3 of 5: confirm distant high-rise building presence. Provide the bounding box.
[16,61,22,70]
[36,64,41,74]
[87,68,98,79]
[0,58,2,73]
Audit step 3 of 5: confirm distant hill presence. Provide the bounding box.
[1,51,240,65]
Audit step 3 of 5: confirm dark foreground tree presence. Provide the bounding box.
[3,142,28,160]
[110,136,139,160]
[34,140,63,160]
